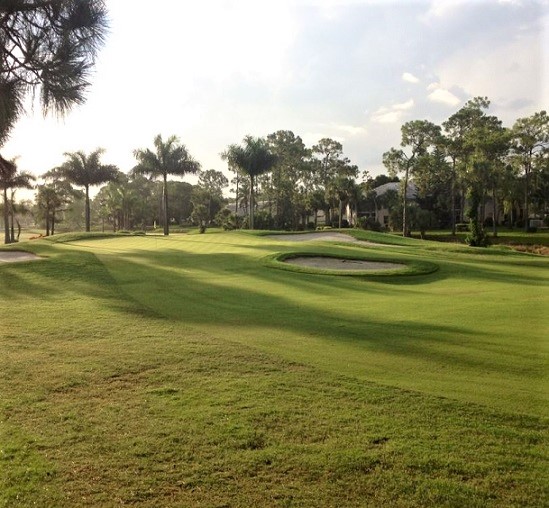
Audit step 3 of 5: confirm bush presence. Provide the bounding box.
[253,211,275,230]
[214,209,236,231]
[465,220,490,247]
[358,217,383,232]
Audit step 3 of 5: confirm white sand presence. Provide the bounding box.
[0,251,42,263]
[265,232,397,247]
[285,256,405,271]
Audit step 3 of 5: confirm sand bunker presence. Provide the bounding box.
[285,256,405,271]
[267,232,359,243]
[265,232,397,247]
[0,251,42,263]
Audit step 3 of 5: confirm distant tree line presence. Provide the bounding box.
[383,98,548,244]
[2,99,548,244]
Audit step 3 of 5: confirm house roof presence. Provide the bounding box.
[373,181,417,199]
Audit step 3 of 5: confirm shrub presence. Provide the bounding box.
[253,210,275,230]
[465,220,490,247]
[358,217,383,232]
[214,209,236,231]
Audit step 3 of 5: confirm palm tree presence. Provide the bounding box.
[8,172,34,242]
[0,1,108,144]
[1,155,17,243]
[133,134,201,236]
[60,149,119,232]
[222,136,277,230]
[0,155,34,243]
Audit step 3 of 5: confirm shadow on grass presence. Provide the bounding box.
[87,249,539,375]
[3,239,546,404]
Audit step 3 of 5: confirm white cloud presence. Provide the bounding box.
[434,19,547,118]
[427,86,461,107]
[498,0,523,5]
[393,99,415,111]
[402,72,420,84]
[371,99,414,124]
[421,0,463,23]
[334,124,367,136]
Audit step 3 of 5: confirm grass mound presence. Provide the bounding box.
[267,251,438,277]
[42,231,146,244]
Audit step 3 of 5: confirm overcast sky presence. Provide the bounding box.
[3,0,548,189]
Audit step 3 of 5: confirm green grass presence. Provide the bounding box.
[424,228,549,247]
[1,231,547,506]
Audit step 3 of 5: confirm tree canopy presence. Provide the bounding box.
[222,136,277,230]
[0,0,108,144]
[60,148,118,232]
[133,134,201,236]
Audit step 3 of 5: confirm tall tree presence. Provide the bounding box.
[0,155,17,243]
[222,136,277,230]
[0,155,34,243]
[0,0,108,143]
[473,118,510,237]
[443,97,491,234]
[511,111,549,231]
[37,167,82,235]
[266,130,311,229]
[7,169,34,242]
[194,169,228,224]
[311,138,357,226]
[383,120,441,236]
[133,134,200,236]
[94,174,137,231]
[59,148,118,232]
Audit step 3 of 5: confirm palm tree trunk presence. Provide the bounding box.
[3,187,10,244]
[524,162,530,232]
[85,184,91,232]
[235,174,239,228]
[249,174,255,230]
[492,187,498,238]
[402,168,409,237]
[45,212,50,236]
[451,158,456,236]
[9,193,15,242]
[163,173,169,236]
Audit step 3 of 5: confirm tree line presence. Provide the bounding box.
[383,97,548,244]
[2,98,548,244]
[1,2,547,245]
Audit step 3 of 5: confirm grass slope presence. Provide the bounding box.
[1,231,547,507]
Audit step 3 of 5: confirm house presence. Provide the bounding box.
[360,181,417,227]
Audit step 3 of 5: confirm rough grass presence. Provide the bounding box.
[1,231,547,507]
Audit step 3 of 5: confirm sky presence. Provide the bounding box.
[3,0,548,195]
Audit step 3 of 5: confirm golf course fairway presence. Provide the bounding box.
[1,230,547,506]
